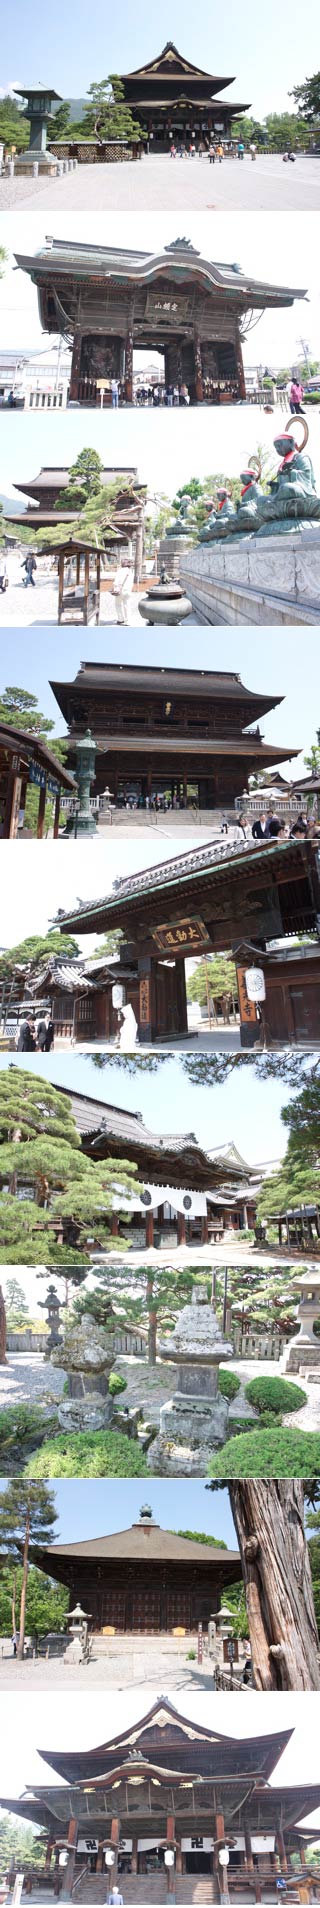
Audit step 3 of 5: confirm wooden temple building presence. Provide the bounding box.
[55,1084,253,1247]
[0,721,75,838]
[6,467,146,581]
[120,40,251,148]
[15,234,306,404]
[30,1509,241,1635]
[50,662,297,812]
[2,1696,320,1903]
[55,835,320,1046]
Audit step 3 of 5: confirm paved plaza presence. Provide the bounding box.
[0,1633,235,1691]
[0,153,319,211]
[0,553,204,628]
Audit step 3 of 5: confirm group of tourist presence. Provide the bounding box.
[15,1013,54,1053]
[234,808,320,843]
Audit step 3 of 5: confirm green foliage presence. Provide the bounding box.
[244,1375,307,1415]
[0,1481,57,1570]
[0,1404,56,1456]
[0,96,30,151]
[186,955,237,1008]
[0,931,80,978]
[25,1429,149,1477]
[208,1429,320,1478]
[79,75,146,145]
[0,1066,139,1261]
[56,448,103,509]
[49,101,72,136]
[218,1369,241,1401]
[290,72,320,120]
[0,1562,68,1637]
[0,1815,44,1871]
[109,1371,127,1397]
[3,1277,29,1326]
[0,686,68,836]
[175,1529,227,1548]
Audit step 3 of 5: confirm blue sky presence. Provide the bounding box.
[0,1051,293,1162]
[0,1477,237,1545]
[0,626,317,774]
[1,0,319,119]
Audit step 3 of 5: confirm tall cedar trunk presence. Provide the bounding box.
[229,1481,320,1690]
[147,1277,157,1364]
[0,1286,7,1365]
[17,1502,30,1660]
[11,1570,16,1640]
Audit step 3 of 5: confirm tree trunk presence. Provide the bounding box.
[147,1277,157,1365]
[17,1503,30,1660]
[11,1570,16,1642]
[0,1286,7,1365]
[229,1482,320,1689]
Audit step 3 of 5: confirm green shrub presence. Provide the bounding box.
[25,1429,149,1478]
[0,1405,56,1448]
[207,1429,320,1478]
[245,1375,306,1415]
[108,1372,127,1397]
[218,1369,241,1400]
[186,1649,196,1660]
[227,1417,256,1436]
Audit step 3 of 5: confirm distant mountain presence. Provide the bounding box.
[0,493,26,516]
[53,98,86,123]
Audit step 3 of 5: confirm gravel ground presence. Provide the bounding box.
[0,1634,223,1691]
[0,1353,64,1410]
[0,153,318,210]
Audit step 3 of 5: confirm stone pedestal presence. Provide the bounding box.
[150,1286,233,1476]
[52,1312,115,1431]
[284,1274,320,1373]
[179,528,320,626]
[159,535,192,579]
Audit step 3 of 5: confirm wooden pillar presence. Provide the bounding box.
[37,782,46,839]
[125,324,133,402]
[69,327,83,402]
[174,958,188,1036]
[194,328,204,402]
[60,1817,77,1900]
[76,553,81,584]
[138,956,155,1042]
[276,1828,288,1876]
[244,1822,261,1903]
[96,1842,104,1873]
[146,1209,154,1248]
[177,1212,186,1246]
[131,1836,138,1875]
[45,1836,54,1872]
[111,1213,119,1237]
[166,1814,175,1898]
[84,549,90,624]
[111,1818,119,1880]
[58,551,64,623]
[235,324,246,400]
[201,1214,209,1244]
[53,791,61,839]
[3,762,22,838]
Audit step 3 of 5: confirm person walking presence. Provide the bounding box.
[289,377,304,414]
[0,553,8,594]
[22,553,37,587]
[264,808,282,837]
[111,378,119,408]
[237,140,244,160]
[112,558,134,625]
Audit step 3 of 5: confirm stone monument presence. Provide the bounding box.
[51,1308,116,1431]
[150,1286,233,1475]
[159,495,198,579]
[284,1268,320,1374]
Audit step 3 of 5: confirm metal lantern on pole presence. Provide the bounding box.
[74,728,98,835]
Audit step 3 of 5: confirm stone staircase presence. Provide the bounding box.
[72,1878,216,1905]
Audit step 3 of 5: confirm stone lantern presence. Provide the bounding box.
[284,1267,320,1373]
[13,86,62,172]
[51,1307,116,1431]
[73,729,98,836]
[38,1282,65,1357]
[151,1285,233,1474]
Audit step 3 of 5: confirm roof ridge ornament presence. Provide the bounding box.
[165,238,200,254]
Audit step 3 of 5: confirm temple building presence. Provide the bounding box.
[120,40,251,148]
[6,467,146,578]
[15,235,306,404]
[55,835,320,1046]
[54,1085,254,1247]
[2,1695,320,1903]
[30,1508,241,1634]
[50,661,297,812]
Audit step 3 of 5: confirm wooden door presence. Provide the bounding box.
[290,984,320,1043]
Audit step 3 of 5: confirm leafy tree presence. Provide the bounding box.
[186,954,237,1012]
[175,1528,228,1548]
[290,72,320,120]
[49,100,72,137]
[0,1814,44,1872]
[0,96,30,151]
[0,686,68,837]
[91,931,123,958]
[78,75,146,146]
[264,111,309,151]
[0,1561,68,1638]
[304,726,320,776]
[3,1277,29,1327]
[0,1480,57,1657]
[0,931,80,981]
[0,1066,139,1263]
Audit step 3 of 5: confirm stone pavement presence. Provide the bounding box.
[0,153,318,211]
[0,554,203,629]
[0,1634,223,1691]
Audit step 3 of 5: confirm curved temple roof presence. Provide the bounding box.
[15,236,307,317]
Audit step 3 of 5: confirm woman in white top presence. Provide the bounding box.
[112,559,134,624]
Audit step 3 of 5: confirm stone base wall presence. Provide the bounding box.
[51,140,138,164]
[179,530,320,626]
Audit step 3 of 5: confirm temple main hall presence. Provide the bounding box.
[120,40,251,148]
[30,1507,241,1634]
[16,234,306,404]
[2,1696,320,1903]
[50,661,297,812]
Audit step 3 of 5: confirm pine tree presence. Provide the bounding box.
[0,1066,140,1262]
[0,1480,57,1659]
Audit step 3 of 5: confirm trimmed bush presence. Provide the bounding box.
[108,1372,127,1397]
[245,1375,306,1416]
[207,1429,320,1478]
[218,1369,241,1401]
[24,1430,148,1478]
[0,1405,57,1447]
